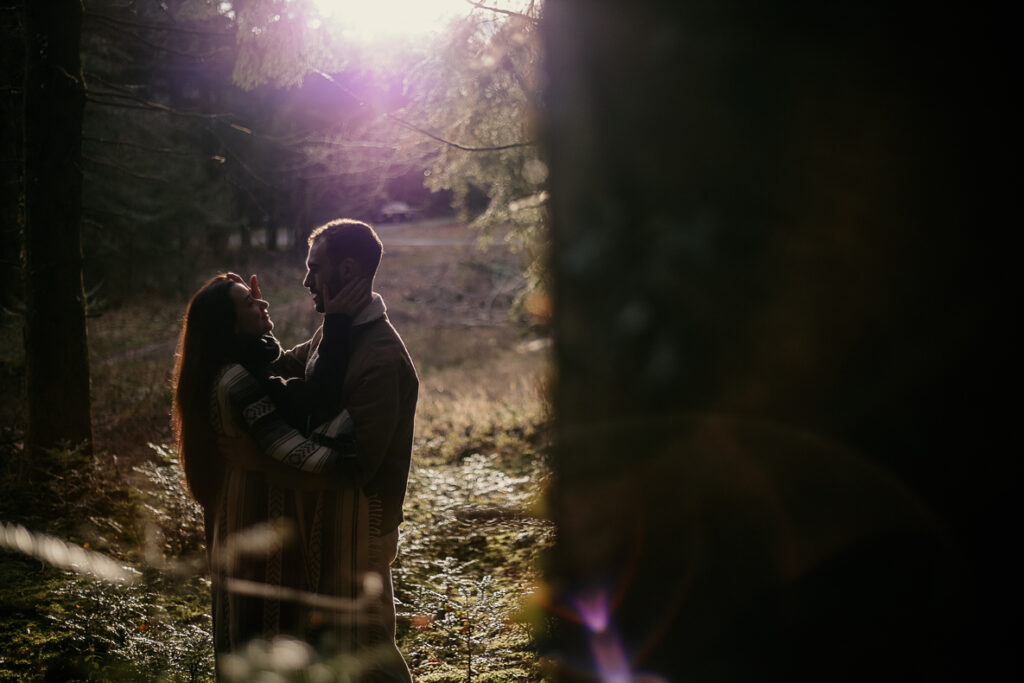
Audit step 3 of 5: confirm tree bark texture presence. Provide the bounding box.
[23,0,92,456]
[543,1,1016,680]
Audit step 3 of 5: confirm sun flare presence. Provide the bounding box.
[309,0,472,39]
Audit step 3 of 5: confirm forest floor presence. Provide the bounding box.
[0,218,554,681]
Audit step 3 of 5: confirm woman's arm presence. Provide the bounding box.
[214,363,357,474]
[262,311,352,432]
[260,277,370,432]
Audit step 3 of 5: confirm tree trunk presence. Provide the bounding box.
[22,0,92,456]
[292,177,310,254]
[239,222,252,251]
[265,217,279,251]
[542,1,1016,680]
[0,8,25,315]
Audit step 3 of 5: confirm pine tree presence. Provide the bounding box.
[22,0,92,456]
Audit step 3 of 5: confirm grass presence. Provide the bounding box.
[0,219,553,681]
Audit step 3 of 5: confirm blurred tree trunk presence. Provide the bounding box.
[22,0,92,457]
[265,217,278,251]
[239,222,252,251]
[543,1,1016,681]
[1,7,25,314]
[291,177,310,254]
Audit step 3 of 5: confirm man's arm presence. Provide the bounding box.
[344,359,403,487]
[271,277,371,423]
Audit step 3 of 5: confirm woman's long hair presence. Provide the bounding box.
[171,275,238,507]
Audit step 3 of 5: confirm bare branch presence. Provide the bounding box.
[208,127,276,188]
[85,15,231,61]
[298,138,400,152]
[315,71,535,153]
[84,205,172,223]
[84,72,244,123]
[82,135,226,162]
[464,0,540,23]
[82,156,170,183]
[83,9,231,37]
[83,95,242,127]
[226,173,271,214]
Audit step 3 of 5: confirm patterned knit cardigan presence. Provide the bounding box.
[207,363,384,658]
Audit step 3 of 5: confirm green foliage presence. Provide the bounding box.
[0,448,213,681]
[402,558,518,679]
[406,4,549,284]
[49,572,214,682]
[227,0,551,287]
[139,444,208,559]
[230,0,339,90]
[1,345,551,682]
[397,448,552,680]
[33,0,551,304]
[79,0,242,297]
[0,438,552,681]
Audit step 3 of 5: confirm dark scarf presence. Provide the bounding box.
[236,334,282,376]
[234,334,311,430]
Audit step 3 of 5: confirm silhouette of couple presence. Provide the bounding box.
[172,219,418,680]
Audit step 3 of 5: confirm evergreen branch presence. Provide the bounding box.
[315,71,535,153]
[83,9,232,37]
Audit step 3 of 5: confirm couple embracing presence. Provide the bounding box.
[171,219,418,680]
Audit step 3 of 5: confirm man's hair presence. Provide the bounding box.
[308,218,383,277]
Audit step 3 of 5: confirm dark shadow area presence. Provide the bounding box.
[543,1,1018,680]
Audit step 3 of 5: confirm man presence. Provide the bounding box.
[248,218,418,680]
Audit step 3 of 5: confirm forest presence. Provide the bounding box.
[3,0,550,680]
[2,0,1021,682]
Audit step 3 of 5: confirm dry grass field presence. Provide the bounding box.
[0,218,553,681]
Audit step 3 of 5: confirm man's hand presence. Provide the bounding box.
[323,278,371,317]
[226,272,262,299]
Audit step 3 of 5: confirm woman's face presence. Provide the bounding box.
[230,283,273,336]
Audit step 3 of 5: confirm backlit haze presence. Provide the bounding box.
[308,0,473,41]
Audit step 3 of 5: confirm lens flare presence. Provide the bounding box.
[309,0,470,40]
[567,586,670,683]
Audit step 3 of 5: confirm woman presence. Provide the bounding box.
[171,274,381,664]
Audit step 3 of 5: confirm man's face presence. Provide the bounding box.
[230,283,273,336]
[303,239,345,313]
